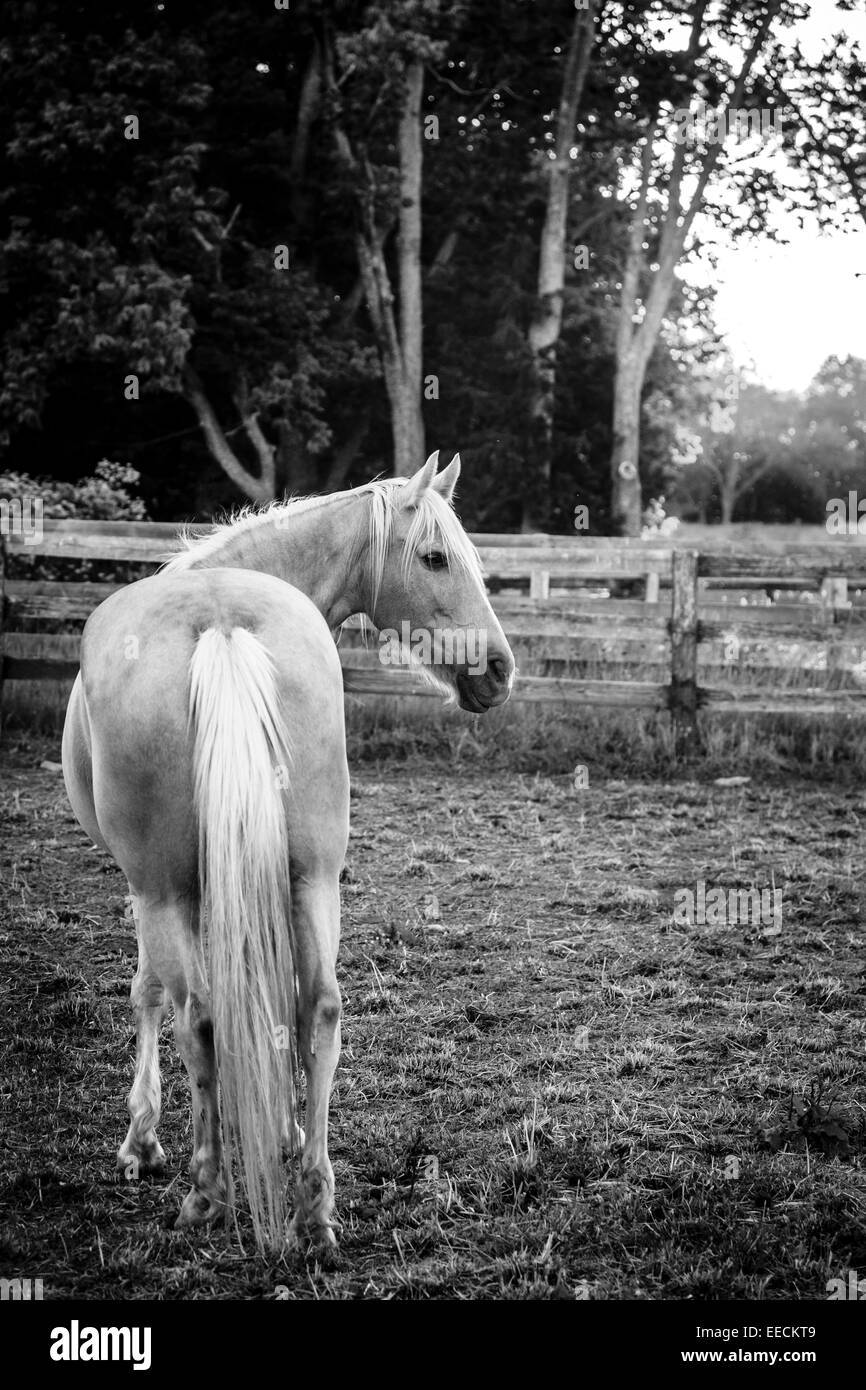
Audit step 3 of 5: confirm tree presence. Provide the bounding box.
[4,0,832,531]
[606,0,789,533]
[666,363,866,525]
[0,2,378,503]
[523,0,598,529]
[777,15,866,232]
[320,3,454,476]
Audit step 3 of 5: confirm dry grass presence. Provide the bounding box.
[1,729,865,1300]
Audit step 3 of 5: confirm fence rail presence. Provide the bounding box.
[3,520,866,750]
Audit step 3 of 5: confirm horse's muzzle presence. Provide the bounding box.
[456,654,514,713]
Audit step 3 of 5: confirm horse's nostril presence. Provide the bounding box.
[489,656,509,684]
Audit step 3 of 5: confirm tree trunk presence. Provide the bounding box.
[391,390,422,480]
[276,421,318,496]
[325,408,371,492]
[290,42,321,186]
[393,60,425,475]
[611,354,644,535]
[522,3,596,529]
[289,41,321,228]
[326,48,425,479]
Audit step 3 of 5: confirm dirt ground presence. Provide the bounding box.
[1,732,865,1300]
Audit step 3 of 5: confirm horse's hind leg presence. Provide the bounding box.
[117,893,168,1179]
[135,894,226,1227]
[290,874,342,1248]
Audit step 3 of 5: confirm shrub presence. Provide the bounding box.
[0,460,147,522]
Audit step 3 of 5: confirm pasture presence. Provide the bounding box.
[2,726,864,1300]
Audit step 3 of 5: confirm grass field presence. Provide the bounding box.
[1,728,865,1300]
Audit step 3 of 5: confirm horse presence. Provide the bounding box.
[61,452,515,1252]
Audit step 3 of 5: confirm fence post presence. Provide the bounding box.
[670,550,700,757]
[529,568,550,600]
[821,576,848,610]
[821,576,849,687]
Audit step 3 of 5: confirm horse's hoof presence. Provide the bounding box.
[175,1185,225,1228]
[288,1213,338,1252]
[116,1141,166,1180]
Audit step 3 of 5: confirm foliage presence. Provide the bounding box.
[0,459,147,520]
[0,460,148,583]
[668,356,866,523]
[0,1,863,526]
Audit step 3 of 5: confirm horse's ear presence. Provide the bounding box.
[432,452,461,504]
[399,451,440,508]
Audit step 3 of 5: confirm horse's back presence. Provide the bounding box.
[83,567,340,698]
[70,568,347,890]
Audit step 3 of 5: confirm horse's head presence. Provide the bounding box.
[365,453,514,713]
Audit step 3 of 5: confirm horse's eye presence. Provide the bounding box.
[421,551,448,570]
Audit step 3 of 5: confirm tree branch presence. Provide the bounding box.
[234,380,277,497]
[183,365,270,502]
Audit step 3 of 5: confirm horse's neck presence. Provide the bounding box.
[191,497,367,629]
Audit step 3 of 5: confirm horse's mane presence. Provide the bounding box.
[164,478,484,612]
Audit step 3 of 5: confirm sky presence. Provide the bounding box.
[710,233,866,392]
[683,0,866,393]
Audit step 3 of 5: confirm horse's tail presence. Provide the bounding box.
[189,626,297,1252]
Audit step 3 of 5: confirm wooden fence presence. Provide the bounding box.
[3,519,866,751]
